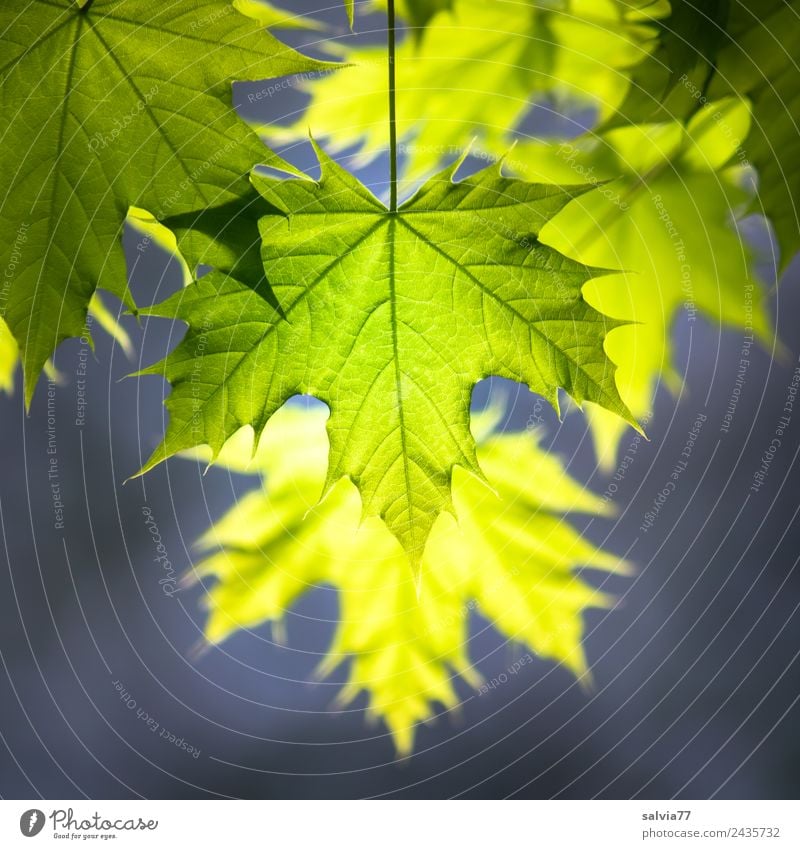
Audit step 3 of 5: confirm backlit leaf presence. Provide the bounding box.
[190,403,626,753]
[515,98,772,463]
[141,146,634,566]
[267,0,664,178]
[0,0,332,404]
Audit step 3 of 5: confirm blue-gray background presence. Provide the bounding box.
[1,2,799,799]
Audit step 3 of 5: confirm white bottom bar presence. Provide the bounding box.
[1,800,797,847]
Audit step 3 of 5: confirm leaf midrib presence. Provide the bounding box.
[387,216,415,534]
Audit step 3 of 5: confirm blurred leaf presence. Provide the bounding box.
[370,0,455,35]
[140,145,633,567]
[190,403,627,754]
[398,0,454,35]
[0,317,18,395]
[605,0,730,129]
[266,0,665,177]
[607,0,800,270]
[663,0,729,80]
[86,291,134,360]
[517,98,772,463]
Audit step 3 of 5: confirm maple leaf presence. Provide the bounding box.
[0,0,332,405]
[189,402,627,754]
[515,98,772,463]
[250,0,782,471]
[140,145,634,567]
[266,0,664,178]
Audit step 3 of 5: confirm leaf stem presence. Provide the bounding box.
[387,0,398,212]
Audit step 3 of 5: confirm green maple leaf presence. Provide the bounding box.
[141,146,634,567]
[515,97,772,462]
[189,402,627,754]
[0,0,332,405]
[267,0,664,177]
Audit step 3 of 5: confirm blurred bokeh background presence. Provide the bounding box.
[1,1,799,799]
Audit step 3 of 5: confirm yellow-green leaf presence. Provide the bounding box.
[266,0,664,178]
[515,98,772,464]
[190,402,627,754]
